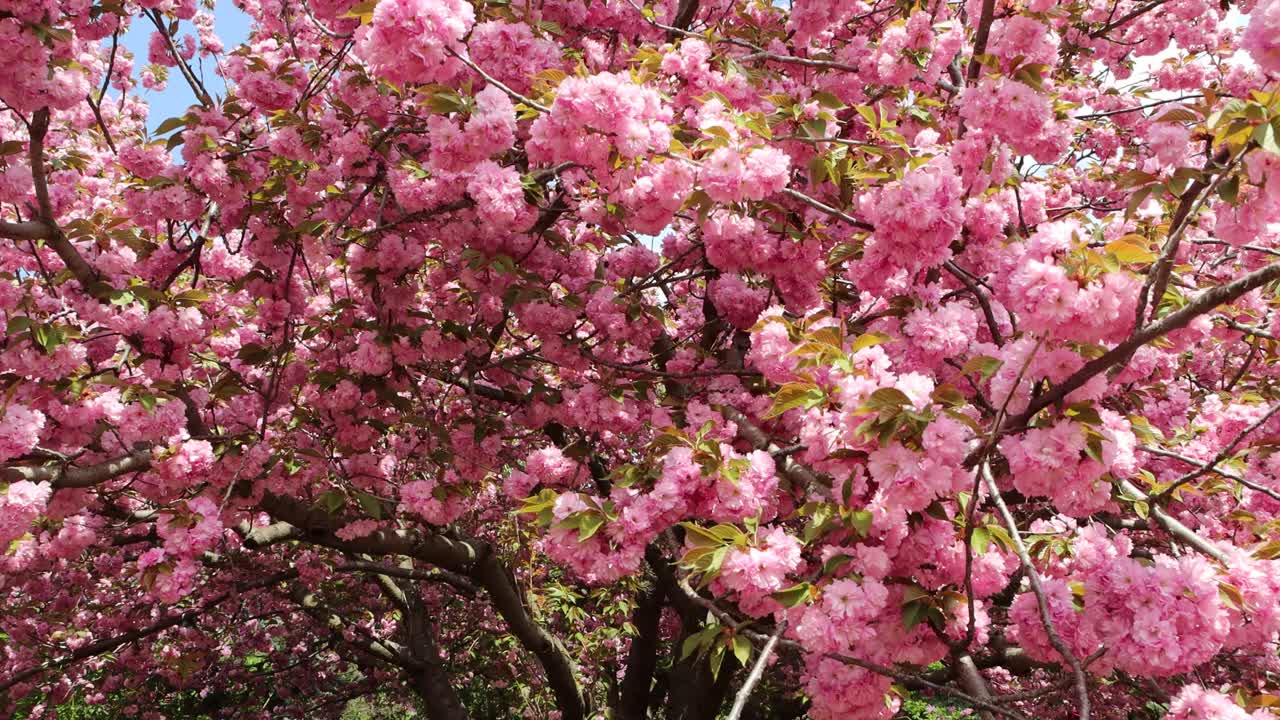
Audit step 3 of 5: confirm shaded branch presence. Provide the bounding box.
[0,571,296,693]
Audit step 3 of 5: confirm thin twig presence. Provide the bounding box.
[981,463,1091,720]
[725,621,786,720]
[447,48,549,113]
[1153,402,1280,501]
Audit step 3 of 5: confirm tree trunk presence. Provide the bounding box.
[616,581,665,720]
[397,577,471,720]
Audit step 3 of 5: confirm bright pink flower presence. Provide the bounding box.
[355,0,474,86]
[1243,0,1280,74]
[0,480,51,547]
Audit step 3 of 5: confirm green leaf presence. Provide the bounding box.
[731,635,752,667]
[355,491,383,520]
[930,384,966,408]
[237,343,271,364]
[1219,582,1245,611]
[971,526,991,555]
[577,512,605,542]
[766,382,826,418]
[851,331,892,353]
[808,154,829,185]
[341,0,377,20]
[861,387,912,413]
[316,489,346,514]
[153,116,188,136]
[680,522,728,547]
[1066,402,1103,426]
[173,289,211,306]
[709,644,726,680]
[681,626,715,660]
[822,553,854,577]
[1153,107,1199,124]
[811,91,846,109]
[853,105,878,129]
[1125,185,1154,219]
[1219,174,1241,204]
[960,355,1003,380]
[6,316,30,335]
[771,582,813,608]
[1084,432,1105,463]
[1254,121,1280,154]
[901,600,929,630]
[848,509,873,537]
[1105,238,1157,264]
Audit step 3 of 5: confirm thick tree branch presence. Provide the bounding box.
[617,580,665,720]
[781,187,875,230]
[1115,477,1226,562]
[258,492,588,720]
[3,444,153,488]
[146,10,214,108]
[945,260,1005,346]
[721,406,830,490]
[26,109,105,294]
[668,0,699,40]
[1152,402,1280,501]
[0,220,53,241]
[965,0,997,84]
[1134,148,1239,330]
[1140,444,1280,502]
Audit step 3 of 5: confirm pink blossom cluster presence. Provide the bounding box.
[528,72,673,172]
[613,445,781,542]
[156,495,223,558]
[1166,684,1271,719]
[468,21,563,93]
[542,492,643,585]
[355,0,474,86]
[503,446,586,500]
[0,404,44,464]
[997,220,1140,343]
[960,77,1070,162]
[997,418,1134,517]
[700,145,791,202]
[856,157,964,286]
[712,527,802,616]
[1011,525,1231,676]
[792,577,890,654]
[399,478,465,525]
[1243,0,1280,75]
[0,480,51,547]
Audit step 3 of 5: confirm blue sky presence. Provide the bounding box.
[118,2,252,133]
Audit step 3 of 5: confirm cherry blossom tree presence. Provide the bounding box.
[5,0,1280,717]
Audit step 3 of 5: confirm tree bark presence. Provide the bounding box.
[398,580,471,720]
[616,581,666,720]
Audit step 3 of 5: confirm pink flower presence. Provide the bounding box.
[355,0,474,86]
[0,404,44,463]
[466,161,531,229]
[0,480,51,546]
[528,72,672,171]
[1166,684,1270,719]
[1243,0,1280,75]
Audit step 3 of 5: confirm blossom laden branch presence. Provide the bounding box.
[999,259,1280,436]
